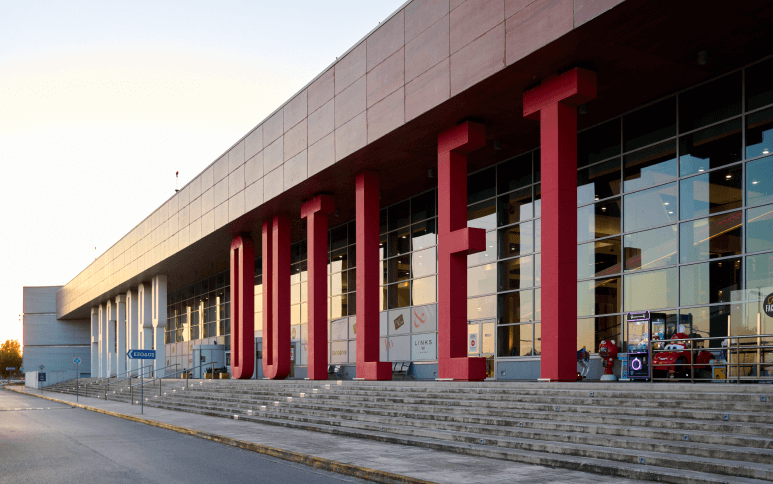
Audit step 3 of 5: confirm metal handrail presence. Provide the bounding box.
[645,333,773,383]
[129,361,218,411]
[88,364,155,386]
[101,363,178,401]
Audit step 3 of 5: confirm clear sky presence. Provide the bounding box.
[0,1,406,348]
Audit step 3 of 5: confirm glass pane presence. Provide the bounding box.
[411,219,437,250]
[578,118,621,167]
[330,225,348,251]
[577,277,620,316]
[329,248,348,273]
[680,166,743,220]
[747,156,773,207]
[534,289,541,321]
[534,149,541,182]
[623,140,677,192]
[388,200,410,231]
[746,253,773,340]
[623,267,678,311]
[623,183,677,232]
[498,187,532,226]
[679,118,742,176]
[624,225,678,271]
[468,295,496,320]
[412,247,436,279]
[577,198,621,242]
[412,276,436,306]
[388,227,411,257]
[623,97,676,152]
[680,211,742,263]
[379,233,387,261]
[534,252,541,287]
[497,324,535,357]
[388,255,411,284]
[578,237,621,279]
[533,184,541,218]
[411,190,436,223]
[682,305,737,348]
[497,290,534,324]
[747,252,773,292]
[468,167,495,204]
[535,218,541,253]
[578,158,621,205]
[748,204,773,253]
[746,106,773,160]
[388,282,411,309]
[467,263,497,297]
[578,315,621,352]
[379,209,388,235]
[499,255,534,291]
[680,258,742,306]
[467,230,496,267]
[679,71,741,132]
[498,221,534,259]
[746,58,773,111]
[497,153,532,193]
[534,322,541,354]
[468,199,496,231]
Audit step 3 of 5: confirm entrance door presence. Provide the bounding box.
[468,321,496,378]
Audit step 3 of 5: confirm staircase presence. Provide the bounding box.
[44,379,773,483]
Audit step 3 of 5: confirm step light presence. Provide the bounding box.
[273,401,279,406]
[286,397,293,402]
[299,393,305,398]
[260,406,267,411]
[233,415,239,420]
[247,410,253,415]
[325,384,331,389]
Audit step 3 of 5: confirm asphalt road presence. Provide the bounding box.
[0,389,370,484]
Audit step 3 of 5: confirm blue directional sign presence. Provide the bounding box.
[39,364,45,371]
[73,358,81,365]
[127,349,156,359]
[6,367,15,371]
[38,373,46,382]
[20,366,24,372]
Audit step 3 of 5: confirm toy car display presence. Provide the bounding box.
[652,332,714,378]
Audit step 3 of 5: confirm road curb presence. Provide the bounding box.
[5,386,434,484]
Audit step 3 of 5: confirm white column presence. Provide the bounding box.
[99,304,107,378]
[127,290,139,375]
[151,275,167,378]
[115,294,127,377]
[90,307,99,378]
[139,282,153,354]
[106,300,116,377]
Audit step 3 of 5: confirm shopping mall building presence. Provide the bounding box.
[23,0,773,382]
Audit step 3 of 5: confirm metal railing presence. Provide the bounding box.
[644,333,773,383]
[99,363,178,401]
[87,364,155,387]
[128,362,218,413]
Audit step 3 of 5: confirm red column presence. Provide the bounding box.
[355,172,391,380]
[523,68,597,382]
[437,122,487,381]
[301,194,335,380]
[230,234,255,379]
[262,215,291,379]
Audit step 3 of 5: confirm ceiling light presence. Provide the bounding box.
[664,202,669,206]
[668,211,673,214]
[753,181,759,185]
[699,168,704,172]
[725,175,732,179]
[763,149,770,155]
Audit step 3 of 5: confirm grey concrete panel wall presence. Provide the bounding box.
[24,286,62,314]
[23,346,91,376]
[56,0,628,319]
[23,314,90,346]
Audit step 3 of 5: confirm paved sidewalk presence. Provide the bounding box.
[8,385,650,484]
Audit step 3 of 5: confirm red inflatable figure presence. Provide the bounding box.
[598,340,619,381]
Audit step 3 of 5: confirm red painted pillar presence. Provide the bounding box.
[437,122,487,381]
[230,234,255,379]
[301,194,335,380]
[523,68,597,382]
[262,215,291,379]
[355,172,392,380]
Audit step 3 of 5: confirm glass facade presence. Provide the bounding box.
[166,56,773,375]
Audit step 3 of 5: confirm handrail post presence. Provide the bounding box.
[736,338,740,384]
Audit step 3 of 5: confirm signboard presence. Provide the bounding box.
[127,349,156,359]
[331,319,348,341]
[412,305,437,333]
[387,335,410,361]
[5,367,15,371]
[389,309,411,335]
[765,293,773,318]
[73,357,81,365]
[39,365,45,371]
[468,332,478,353]
[38,373,46,382]
[411,333,436,360]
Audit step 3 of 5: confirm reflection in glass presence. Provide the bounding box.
[679,211,742,263]
[498,187,532,226]
[680,166,742,220]
[468,199,496,231]
[623,183,677,233]
[578,158,621,205]
[467,263,497,297]
[498,290,533,324]
[388,200,410,231]
[747,253,773,294]
[577,198,621,242]
[534,289,541,322]
[468,295,496,320]
[624,225,677,271]
[578,315,621,352]
[680,258,742,306]
[747,204,773,253]
[623,141,676,192]
[679,119,742,176]
[388,228,411,257]
[467,230,497,267]
[468,167,496,204]
[411,219,436,250]
[577,277,620,316]
[535,253,541,287]
[578,237,621,279]
[535,218,541,253]
[498,153,532,193]
[578,118,621,167]
[388,282,410,309]
[499,222,534,259]
[388,255,411,283]
[746,58,773,111]
[497,324,536,357]
[747,156,773,208]
[499,256,534,291]
[412,276,436,306]
[412,247,436,279]
[623,97,676,152]
[679,71,741,132]
[411,190,436,223]
[682,305,738,348]
[746,107,773,160]
[624,267,678,311]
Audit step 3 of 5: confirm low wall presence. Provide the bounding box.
[25,370,77,389]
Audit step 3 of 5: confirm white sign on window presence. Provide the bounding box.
[468,332,478,354]
[331,318,348,341]
[412,304,437,333]
[348,340,357,364]
[380,337,388,361]
[331,341,348,364]
[388,335,410,361]
[380,312,387,337]
[411,333,436,360]
[389,308,411,335]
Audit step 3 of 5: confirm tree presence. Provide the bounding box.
[0,340,23,379]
